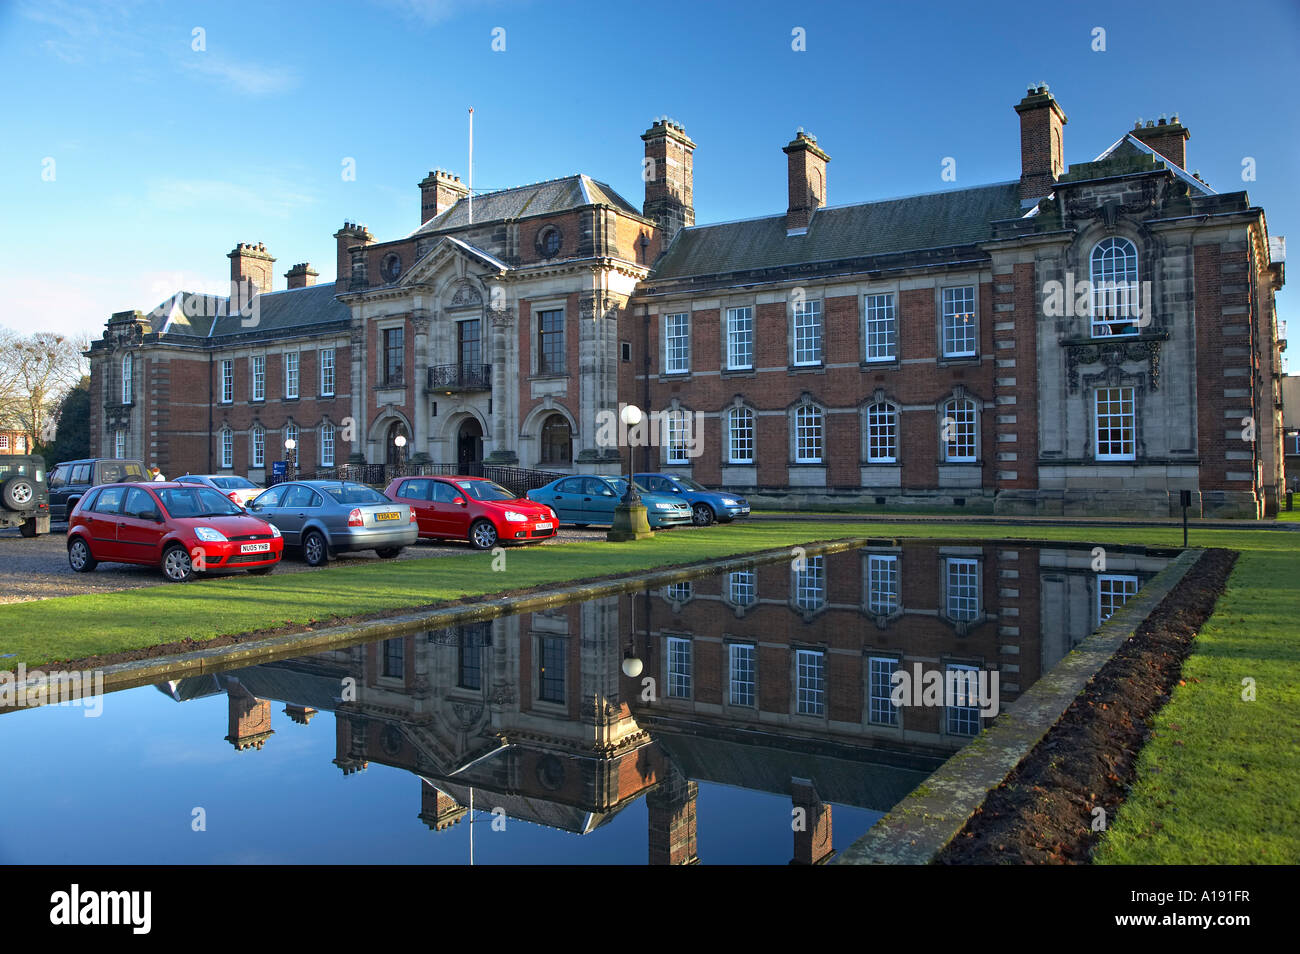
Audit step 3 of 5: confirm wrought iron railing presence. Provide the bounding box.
[427,364,492,392]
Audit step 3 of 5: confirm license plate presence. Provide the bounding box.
[375,511,400,521]
[535,522,553,530]
[241,542,270,553]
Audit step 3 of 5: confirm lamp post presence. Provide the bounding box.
[284,438,297,482]
[607,403,652,542]
[622,590,643,678]
[394,433,407,478]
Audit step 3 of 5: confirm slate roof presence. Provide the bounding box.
[153,281,350,340]
[412,174,642,235]
[652,181,1024,282]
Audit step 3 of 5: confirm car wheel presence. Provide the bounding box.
[469,519,499,550]
[68,537,97,573]
[162,544,196,583]
[19,518,38,538]
[375,547,402,559]
[1,477,35,511]
[302,530,329,567]
[691,503,715,526]
[247,565,276,576]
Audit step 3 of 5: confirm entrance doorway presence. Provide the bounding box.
[457,418,484,471]
[386,421,409,467]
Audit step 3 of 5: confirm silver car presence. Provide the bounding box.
[174,473,263,507]
[247,480,418,566]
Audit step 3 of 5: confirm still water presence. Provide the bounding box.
[0,541,1170,864]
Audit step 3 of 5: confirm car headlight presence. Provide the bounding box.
[267,524,281,537]
[503,511,527,522]
[194,527,228,542]
[720,498,739,506]
[654,503,673,510]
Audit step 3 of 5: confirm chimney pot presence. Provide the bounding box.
[783,130,830,233]
[1015,83,1067,200]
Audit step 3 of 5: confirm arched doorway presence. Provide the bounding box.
[386,420,409,467]
[457,418,484,471]
[540,414,572,467]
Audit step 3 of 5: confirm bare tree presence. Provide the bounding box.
[0,328,90,449]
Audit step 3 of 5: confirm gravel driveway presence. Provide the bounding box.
[0,523,613,604]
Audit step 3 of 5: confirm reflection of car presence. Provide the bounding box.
[526,475,691,528]
[248,480,418,566]
[66,482,283,582]
[47,458,147,521]
[385,475,558,550]
[174,474,263,507]
[0,454,51,537]
[634,472,750,526]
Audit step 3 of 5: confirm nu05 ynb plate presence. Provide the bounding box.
[241,542,271,553]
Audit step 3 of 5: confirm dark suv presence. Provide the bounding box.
[47,458,147,521]
[0,454,51,537]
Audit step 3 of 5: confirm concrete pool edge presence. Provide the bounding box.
[831,547,1204,866]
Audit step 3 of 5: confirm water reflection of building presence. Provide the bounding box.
[154,543,1167,864]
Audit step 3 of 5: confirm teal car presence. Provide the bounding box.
[526,475,692,528]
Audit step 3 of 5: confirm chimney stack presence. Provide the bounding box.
[1015,83,1067,201]
[1133,114,1189,170]
[333,222,374,290]
[783,130,829,234]
[227,242,275,296]
[419,169,470,226]
[641,118,696,247]
[284,263,319,289]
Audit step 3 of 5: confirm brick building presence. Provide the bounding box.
[88,85,1286,516]
[0,430,29,455]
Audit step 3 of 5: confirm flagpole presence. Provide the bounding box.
[468,107,474,225]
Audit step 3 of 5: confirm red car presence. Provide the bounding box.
[67,481,284,582]
[385,475,558,549]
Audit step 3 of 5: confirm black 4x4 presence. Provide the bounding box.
[0,454,51,537]
[47,458,148,521]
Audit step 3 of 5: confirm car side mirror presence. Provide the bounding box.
[453,497,466,506]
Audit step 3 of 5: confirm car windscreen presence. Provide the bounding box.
[456,480,516,502]
[211,477,256,489]
[610,479,653,496]
[157,487,243,518]
[674,477,708,491]
[99,462,145,483]
[322,483,391,506]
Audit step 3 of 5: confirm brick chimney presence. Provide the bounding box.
[1132,115,1189,169]
[225,682,274,751]
[284,263,319,289]
[641,118,696,247]
[228,242,275,296]
[418,169,470,226]
[783,130,829,233]
[1015,83,1068,201]
[418,780,467,831]
[333,222,374,290]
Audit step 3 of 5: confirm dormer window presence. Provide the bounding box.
[1090,237,1141,337]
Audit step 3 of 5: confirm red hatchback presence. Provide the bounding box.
[385,475,558,549]
[67,482,284,582]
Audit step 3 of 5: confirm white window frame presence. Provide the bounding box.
[220,359,234,404]
[865,401,897,463]
[726,306,754,370]
[319,348,335,397]
[942,398,978,463]
[727,569,756,608]
[1097,574,1139,625]
[1090,237,1141,338]
[121,354,132,404]
[284,352,299,400]
[864,292,897,362]
[941,286,977,358]
[1094,386,1137,461]
[284,423,299,466]
[796,649,826,717]
[728,643,756,708]
[793,556,825,612]
[664,313,690,375]
[663,409,691,464]
[666,636,692,699]
[251,425,265,468]
[794,403,823,464]
[945,663,982,736]
[251,355,266,402]
[320,424,335,467]
[114,430,125,458]
[0,435,7,451]
[868,656,900,726]
[944,557,980,623]
[665,581,693,604]
[220,427,233,469]
[727,405,754,464]
[867,554,899,616]
[793,298,823,366]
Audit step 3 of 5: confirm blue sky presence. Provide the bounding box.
[1,0,1297,348]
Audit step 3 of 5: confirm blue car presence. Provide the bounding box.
[634,473,751,526]
[526,475,692,529]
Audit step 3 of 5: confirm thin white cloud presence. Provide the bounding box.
[145,177,317,220]
[371,0,512,26]
[182,55,299,97]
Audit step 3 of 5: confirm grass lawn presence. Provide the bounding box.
[2,517,1296,864]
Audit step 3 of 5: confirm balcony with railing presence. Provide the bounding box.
[427,363,492,393]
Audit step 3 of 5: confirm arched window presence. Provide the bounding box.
[865,401,898,463]
[250,424,265,468]
[540,414,572,466]
[121,354,132,404]
[727,406,754,464]
[941,398,978,463]
[284,423,299,466]
[1089,237,1140,336]
[793,403,824,464]
[220,427,233,469]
